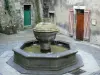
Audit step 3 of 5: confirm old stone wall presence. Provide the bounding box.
[10,0,36,30]
[0,0,100,35]
[0,0,42,33]
[0,0,11,32]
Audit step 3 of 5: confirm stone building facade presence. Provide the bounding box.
[41,0,100,40]
[47,0,100,28]
[0,0,100,36]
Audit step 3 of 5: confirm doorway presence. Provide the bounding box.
[24,5,31,26]
[76,9,84,40]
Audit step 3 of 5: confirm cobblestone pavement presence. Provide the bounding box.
[0,28,100,75]
[0,29,35,55]
[90,70,100,75]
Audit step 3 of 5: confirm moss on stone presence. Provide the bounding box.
[33,22,59,32]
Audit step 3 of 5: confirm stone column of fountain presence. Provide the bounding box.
[33,22,59,53]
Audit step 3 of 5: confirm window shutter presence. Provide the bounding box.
[84,10,90,40]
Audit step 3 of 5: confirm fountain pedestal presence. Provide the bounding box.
[33,22,58,53]
[40,42,51,53]
[33,31,58,53]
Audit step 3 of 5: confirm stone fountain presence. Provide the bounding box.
[7,22,83,75]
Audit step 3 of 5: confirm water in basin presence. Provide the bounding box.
[23,45,68,53]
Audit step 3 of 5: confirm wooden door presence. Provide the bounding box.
[24,5,31,26]
[76,9,84,40]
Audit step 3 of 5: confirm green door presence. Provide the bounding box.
[24,5,31,26]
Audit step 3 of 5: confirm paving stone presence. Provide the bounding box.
[70,69,86,75]
[0,29,100,75]
[90,70,100,75]
[63,73,73,75]
[0,51,13,58]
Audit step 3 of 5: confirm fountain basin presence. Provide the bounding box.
[7,22,83,75]
[33,31,58,41]
[33,22,59,53]
[33,31,58,53]
[13,40,78,71]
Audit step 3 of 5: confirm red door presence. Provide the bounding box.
[76,9,84,40]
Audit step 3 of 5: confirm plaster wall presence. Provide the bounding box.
[54,0,100,33]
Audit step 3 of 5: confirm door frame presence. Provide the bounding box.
[73,6,86,39]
